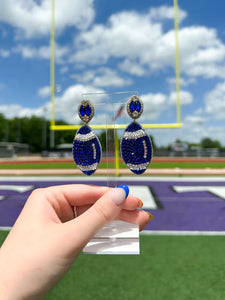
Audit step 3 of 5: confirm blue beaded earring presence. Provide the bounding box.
[73,100,102,175]
[121,95,153,174]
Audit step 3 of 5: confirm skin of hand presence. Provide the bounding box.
[0,184,151,299]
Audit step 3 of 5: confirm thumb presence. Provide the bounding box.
[63,185,129,248]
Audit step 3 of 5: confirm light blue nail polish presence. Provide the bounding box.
[117,185,129,199]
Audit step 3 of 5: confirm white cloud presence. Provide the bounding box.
[14,43,69,62]
[137,89,193,123]
[141,92,167,121]
[72,8,225,80]
[0,0,95,39]
[73,10,163,66]
[0,83,187,125]
[179,27,225,78]
[119,59,147,76]
[202,126,225,144]
[205,81,225,119]
[150,111,207,147]
[73,68,133,87]
[183,115,205,126]
[38,86,51,98]
[167,77,196,88]
[0,84,105,122]
[0,49,10,57]
[0,104,45,119]
[54,84,105,123]
[60,66,69,74]
[149,5,187,23]
[169,90,193,105]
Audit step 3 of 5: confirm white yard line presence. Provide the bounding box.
[141,230,225,236]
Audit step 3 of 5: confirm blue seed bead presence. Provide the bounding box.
[80,105,85,116]
[73,125,101,176]
[129,100,135,112]
[121,122,152,175]
[85,105,91,116]
[135,101,141,112]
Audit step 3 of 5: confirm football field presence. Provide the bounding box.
[1,175,225,299]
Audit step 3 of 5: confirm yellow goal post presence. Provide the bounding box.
[50,0,181,174]
[50,0,181,131]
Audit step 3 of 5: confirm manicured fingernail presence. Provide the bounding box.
[147,212,153,221]
[117,185,129,199]
[109,186,128,206]
[137,198,143,208]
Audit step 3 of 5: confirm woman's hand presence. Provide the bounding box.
[0,184,151,299]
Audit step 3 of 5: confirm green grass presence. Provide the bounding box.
[0,161,224,169]
[47,235,225,300]
[2,231,225,299]
[0,162,112,169]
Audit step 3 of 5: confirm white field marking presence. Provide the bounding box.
[0,185,34,193]
[118,176,225,182]
[0,227,11,231]
[174,186,225,200]
[0,185,34,201]
[129,185,157,209]
[0,176,225,182]
[141,230,225,236]
[1,227,225,236]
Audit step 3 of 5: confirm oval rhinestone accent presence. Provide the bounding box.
[121,122,152,175]
[73,125,102,175]
[126,95,143,120]
[78,100,94,123]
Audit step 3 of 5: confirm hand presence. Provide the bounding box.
[0,184,151,299]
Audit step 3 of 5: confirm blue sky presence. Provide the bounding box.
[0,0,225,147]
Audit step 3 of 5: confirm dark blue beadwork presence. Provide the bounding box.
[129,101,135,112]
[129,100,141,113]
[73,125,102,176]
[121,122,152,175]
[80,104,91,117]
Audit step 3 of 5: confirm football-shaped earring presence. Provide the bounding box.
[121,95,152,174]
[72,100,102,175]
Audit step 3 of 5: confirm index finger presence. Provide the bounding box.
[45,184,141,210]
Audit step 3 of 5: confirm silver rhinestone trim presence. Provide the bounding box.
[143,140,147,158]
[77,162,98,171]
[127,162,149,171]
[92,143,96,159]
[123,129,146,140]
[75,131,95,142]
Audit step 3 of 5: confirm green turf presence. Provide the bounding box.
[0,162,112,169]
[47,235,225,300]
[0,161,224,169]
[1,231,225,299]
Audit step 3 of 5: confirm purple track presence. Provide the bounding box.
[1,177,225,232]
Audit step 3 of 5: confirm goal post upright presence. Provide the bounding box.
[50,0,182,174]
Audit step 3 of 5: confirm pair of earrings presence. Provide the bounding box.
[72,96,153,175]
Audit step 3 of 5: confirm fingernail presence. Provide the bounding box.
[147,212,153,221]
[109,185,129,206]
[137,198,143,208]
[117,185,129,199]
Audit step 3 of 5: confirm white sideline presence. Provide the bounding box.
[141,230,225,236]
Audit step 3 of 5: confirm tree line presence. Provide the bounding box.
[0,114,75,152]
[0,114,221,153]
